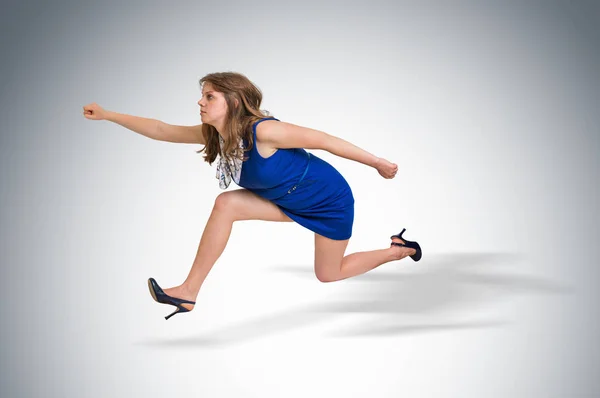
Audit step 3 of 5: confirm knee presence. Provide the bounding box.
[315,268,338,283]
[213,192,238,217]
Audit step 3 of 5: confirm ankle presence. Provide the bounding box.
[389,245,415,261]
[180,283,200,299]
[388,246,404,261]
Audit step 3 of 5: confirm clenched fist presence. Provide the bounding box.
[83,103,109,120]
[375,157,398,179]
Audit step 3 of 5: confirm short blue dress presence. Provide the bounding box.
[234,117,355,240]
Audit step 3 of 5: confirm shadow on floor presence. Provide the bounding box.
[136,252,570,348]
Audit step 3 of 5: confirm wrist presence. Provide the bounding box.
[105,110,117,122]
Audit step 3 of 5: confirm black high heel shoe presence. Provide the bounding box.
[390,228,422,262]
[147,278,196,320]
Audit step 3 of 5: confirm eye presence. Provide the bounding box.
[207,95,213,99]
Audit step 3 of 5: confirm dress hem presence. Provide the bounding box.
[279,206,352,241]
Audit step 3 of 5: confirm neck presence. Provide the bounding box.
[215,126,225,137]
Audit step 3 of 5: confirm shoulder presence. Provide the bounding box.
[254,119,283,134]
[254,119,281,141]
[254,119,329,150]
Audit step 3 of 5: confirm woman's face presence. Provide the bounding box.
[198,82,228,127]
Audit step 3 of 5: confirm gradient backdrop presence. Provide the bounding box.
[1,0,599,397]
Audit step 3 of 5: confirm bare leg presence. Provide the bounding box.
[314,234,416,282]
[162,189,292,309]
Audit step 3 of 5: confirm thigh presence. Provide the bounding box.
[215,189,294,222]
[314,233,350,279]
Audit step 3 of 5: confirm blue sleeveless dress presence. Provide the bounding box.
[235,117,355,240]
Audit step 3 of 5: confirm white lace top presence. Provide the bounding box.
[215,134,244,189]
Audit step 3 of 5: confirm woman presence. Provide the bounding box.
[83,71,421,320]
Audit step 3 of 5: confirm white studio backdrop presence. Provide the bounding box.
[1,1,599,397]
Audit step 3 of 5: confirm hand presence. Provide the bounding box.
[375,157,398,179]
[83,103,109,120]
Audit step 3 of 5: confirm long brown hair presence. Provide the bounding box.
[196,72,273,165]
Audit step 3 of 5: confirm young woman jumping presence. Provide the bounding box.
[83,71,422,320]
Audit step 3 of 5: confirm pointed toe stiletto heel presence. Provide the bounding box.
[390,228,422,262]
[147,277,196,320]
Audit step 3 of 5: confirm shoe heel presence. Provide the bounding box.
[165,307,179,320]
[165,303,194,320]
[165,305,184,320]
[390,228,406,240]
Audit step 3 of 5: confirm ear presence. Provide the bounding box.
[234,98,239,108]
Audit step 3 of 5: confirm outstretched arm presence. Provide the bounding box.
[258,120,398,178]
[105,112,206,145]
[83,103,205,145]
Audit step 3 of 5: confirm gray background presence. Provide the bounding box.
[1,0,599,397]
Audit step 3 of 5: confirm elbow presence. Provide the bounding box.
[317,133,335,151]
[154,121,174,142]
[154,120,165,140]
